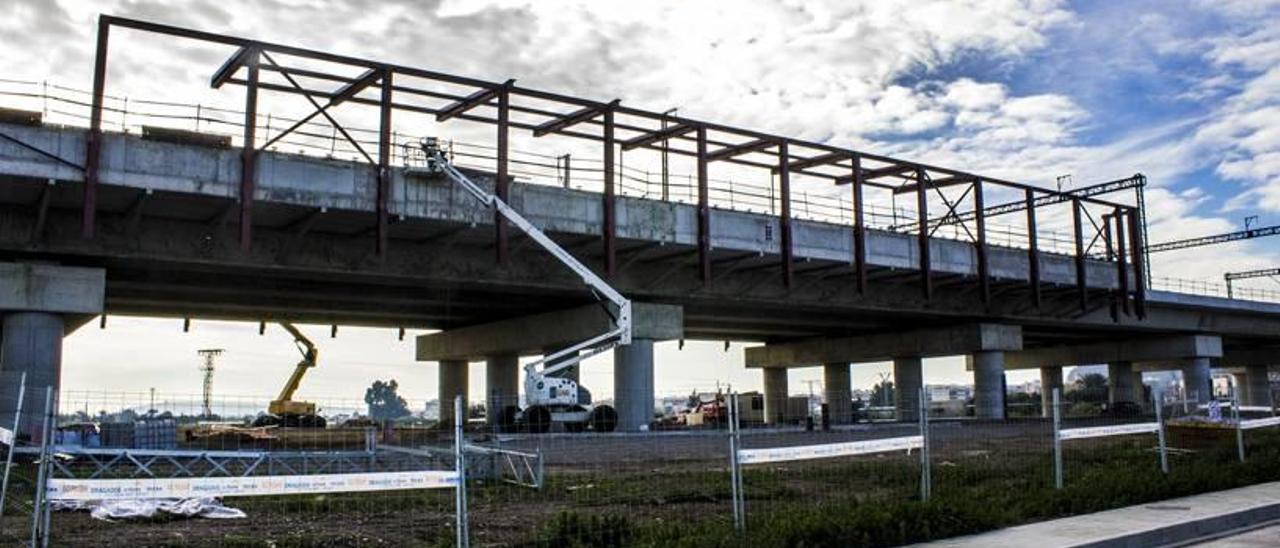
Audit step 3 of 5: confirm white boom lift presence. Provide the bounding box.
[416,138,631,433]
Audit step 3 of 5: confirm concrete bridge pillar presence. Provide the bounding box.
[1246,365,1273,408]
[1040,366,1063,417]
[1,312,65,440]
[485,354,519,427]
[0,263,104,442]
[894,357,923,422]
[762,368,788,425]
[614,339,655,432]
[823,363,852,425]
[1232,372,1248,404]
[437,359,469,427]
[971,351,1006,419]
[1108,361,1137,404]
[1183,357,1213,404]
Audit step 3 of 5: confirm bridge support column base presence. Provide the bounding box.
[1040,366,1063,417]
[1109,361,1137,405]
[1183,357,1212,405]
[894,357,923,422]
[614,339,654,432]
[438,359,469,427]
[485,354,518,427]
[971,351,1006,419]
[1,312,64,441]
[762,368,788,425]
[823,363,852,425]
[1246,365,1273,408]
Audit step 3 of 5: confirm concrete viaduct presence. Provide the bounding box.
[2,120,1279,434]
[0,16,1277,435]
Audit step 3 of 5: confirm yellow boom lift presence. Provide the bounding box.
[252,322,326,428]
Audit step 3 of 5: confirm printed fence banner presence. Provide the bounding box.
[1241,416,1280,430]
[0,426,12,446]
[1059,422,1160,441]
[47,470,460,501]
[738,435,923,465]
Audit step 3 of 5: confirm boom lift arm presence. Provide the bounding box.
[273,321,318,407]
[423,139,633,382]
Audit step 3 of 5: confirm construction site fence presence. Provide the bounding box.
[3,385,1280,546]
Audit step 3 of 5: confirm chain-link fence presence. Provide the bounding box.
[2,382,1279,547]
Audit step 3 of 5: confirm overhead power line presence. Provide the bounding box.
[1146,225,1280,253]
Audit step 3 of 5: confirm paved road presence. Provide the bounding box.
[1192,524,1280,547]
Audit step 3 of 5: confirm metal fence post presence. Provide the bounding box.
[918,386,931,501]
[31,387,52,547]
[1154,389,1168,474]
[454,395,469,548]
[0,372,26,519]
[1053,388,1063,490]
[1233,392,1245,463]
[728,392,744,534]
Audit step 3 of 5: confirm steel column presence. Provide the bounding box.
[1115,209,1130,316]
[1026,189,1041,309]
[83,17,110,239]
[603,109,616,277]
[697,127,711,285]
[1128,209,1147,318]
[852,154,867,295]
[496,87,510,264]
[1103,214,1117,321]
[1072,198,1086,311]
[239,49,261,252]
[778,141,793,288]
[974,178,989,304]
[916,168,931,300]
[376,69,393,258]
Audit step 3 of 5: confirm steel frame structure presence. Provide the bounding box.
[1225,267,1280,299]
[78,15,1147,316]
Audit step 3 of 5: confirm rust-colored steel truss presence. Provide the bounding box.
[78,15,1147,318]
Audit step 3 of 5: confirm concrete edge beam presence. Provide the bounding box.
[417,302,682,362]
[744,323,1022,369]
[0,262,105,315]
[1002,334,1223,371]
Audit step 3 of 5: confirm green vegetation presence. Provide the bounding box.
[513,430,1280,547]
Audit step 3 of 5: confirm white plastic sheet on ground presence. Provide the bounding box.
[51,498,246,522]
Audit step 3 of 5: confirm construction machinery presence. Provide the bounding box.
[415,138,629,433]
[253,322,326,428]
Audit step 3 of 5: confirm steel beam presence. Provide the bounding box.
[974,179,989,304]
[436,79,513,122]
[852,154,866,295]
[916,168,931,300]
[707,138,774,162]
[603,109,616,277]
[621,123,695,151]
[238,49,260,252]
[1027,189,1041,309]
[376,69,393,258]
[697,127,710,286]
[1072,199,1086,312]
[210,46,252,89]
[779,141,793,288]
[1128,209,1147,318]
[83,17,110,240]
[892,174,975,195]
[496,88,510,264]
[1115,209,1130,316]
[532,100,617,137]
[777,151,848,173]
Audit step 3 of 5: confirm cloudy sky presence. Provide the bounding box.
[3,0,1279,411]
